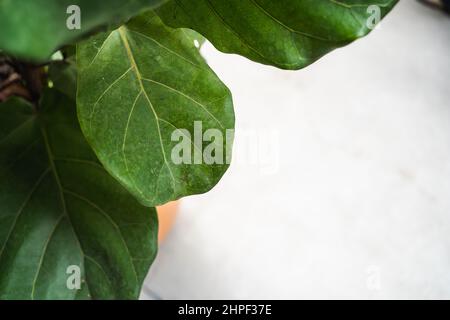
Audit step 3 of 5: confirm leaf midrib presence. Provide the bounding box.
[37,122,141,299]
[118,26,177,192]
[32,124,89,299]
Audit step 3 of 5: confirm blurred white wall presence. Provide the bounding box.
[143,0,450,299]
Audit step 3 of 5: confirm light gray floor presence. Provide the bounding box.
[142,1,450,299]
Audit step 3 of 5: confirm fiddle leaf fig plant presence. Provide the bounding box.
[0,0,397,299]
[77,13,234,206]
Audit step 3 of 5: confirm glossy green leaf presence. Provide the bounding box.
[77,13,234,207]
[0,0,167,61]
[157,0,398,70]
[0,91,158,300]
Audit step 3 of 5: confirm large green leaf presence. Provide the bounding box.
[77,13,234,207]
[0,0,167,61]
[157,0,398,70]
[0,91,158,300]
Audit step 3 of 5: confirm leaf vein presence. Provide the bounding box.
[30,214,64,299]
[118,27,177,195]
[63,189,139,286]
[0,168,51,262]
[142,77,225,129]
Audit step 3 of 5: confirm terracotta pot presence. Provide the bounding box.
[156,201,179,242]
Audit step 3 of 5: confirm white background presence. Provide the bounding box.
[143,1,450,299]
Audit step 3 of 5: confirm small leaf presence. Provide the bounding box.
[157,0,398,70]
[0,0,167,61]
[77,13,234,207]
[0,91,158,300]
